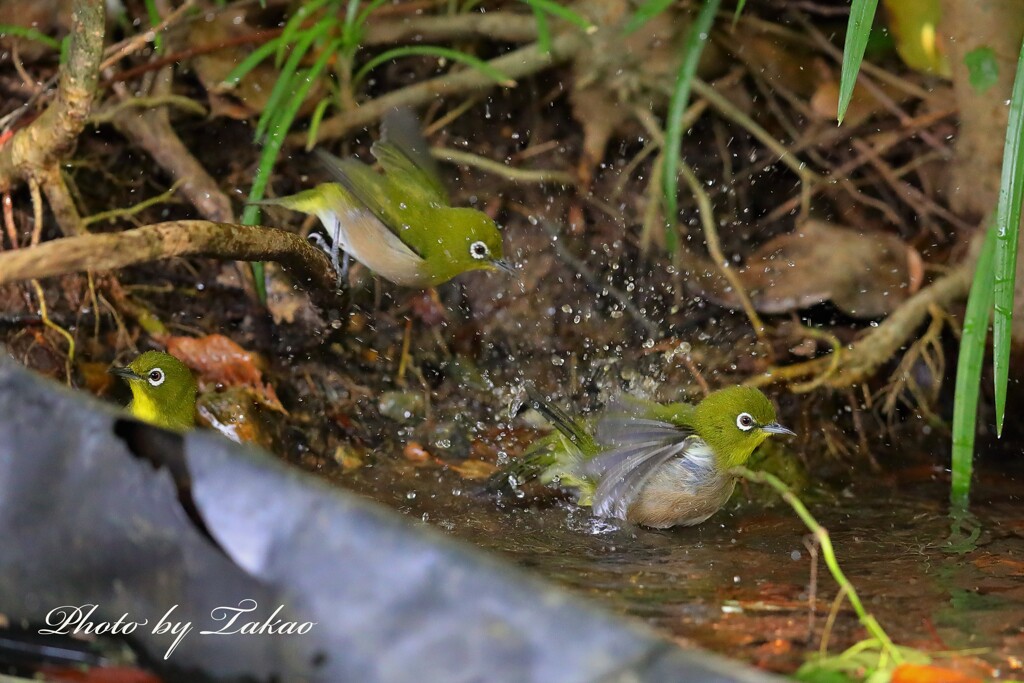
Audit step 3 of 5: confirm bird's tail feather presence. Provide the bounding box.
[525,386,595,452]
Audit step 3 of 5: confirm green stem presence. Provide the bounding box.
[730,466,902,663]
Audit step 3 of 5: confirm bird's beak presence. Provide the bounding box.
[109,366,142,382]
[761,422,796,436]
[490,258,517,276]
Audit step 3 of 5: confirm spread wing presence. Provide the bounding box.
[313,149,426,258]
[374,107,449,206]
[583,410,701,521]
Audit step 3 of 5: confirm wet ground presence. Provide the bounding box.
[327,454,1024,677]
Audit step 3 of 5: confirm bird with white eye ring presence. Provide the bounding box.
[110,351,197,433]
[254,108,515,288]
[492,385,795,529]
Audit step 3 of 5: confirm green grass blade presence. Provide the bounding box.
[305,97,333,151]
[143,0,164,53]
[355,0,398,33]
[341,0,361,47]
[353,46,516,88]
[276,0,332,66]
[623,0,674,34]
[661,0,720,255]
[837,0,879,124]
[0,24,61,51]
[992,36,1024,437]
[532,4,552,54]
[951,226,997,511]
[255,17,334,141]
[731,0,747,26]
[221,36,282,87]
[519,0,595,33]
[245,49,338,302]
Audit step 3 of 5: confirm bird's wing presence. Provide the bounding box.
[589,434,704,521]
[373,108,449,206]
[583,403,704,520]
[313,149,426,258]
[595,395,695,447]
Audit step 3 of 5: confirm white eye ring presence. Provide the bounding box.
[147,368,166,387]
[469,240,489,260]
[736,412,755,431]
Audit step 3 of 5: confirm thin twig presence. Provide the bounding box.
[679,161,767,339]
[81,179,185,227]
[100,0,197,71]
[30,280,75,384]
[431,147,576,185]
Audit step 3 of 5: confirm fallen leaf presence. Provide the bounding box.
[707,219,923,318]
[448,459,498,480]
[79,361,116,396]
[187,9,324,120]
[891,664,983,683]
[163,334,286,413]
[196,387,276,449]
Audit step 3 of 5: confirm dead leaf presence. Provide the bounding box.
[188,9,324,120]
[891,664,983,683]
[79,361,116,396]
[448,459,498,480]
[163,334,286,413]
[265,263,324,328]
[707,219,922,318]
[196,387,275,449]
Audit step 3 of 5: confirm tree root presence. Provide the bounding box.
[0,221,341,310]
[748,251,975,391]
[111,67,234,222]
[0,0,104,236]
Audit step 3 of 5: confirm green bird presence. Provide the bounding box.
[499,386,795,528]
[110,351,197,433]
[259,108,514,287]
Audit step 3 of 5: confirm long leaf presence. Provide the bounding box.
[992,36,1024,437]
[732,0,747,26]
[221,37,282,87]
[256,17,334,141]
[661,0,720,255]
[353,46,516,88]
[532,4,552,54]
[519,0,595,33]
[0,24,61,50]
[143,0,164,53]
[950,227,997,511]
[837,0,879,124]
[277,0,332,66]
[623,0,674,35]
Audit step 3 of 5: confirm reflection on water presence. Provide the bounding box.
[333,460,1024,675]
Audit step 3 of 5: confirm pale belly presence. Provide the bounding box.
[330,209,431,287]
[626,466,737,529]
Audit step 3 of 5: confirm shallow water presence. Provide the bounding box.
[329,455,1024,677]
